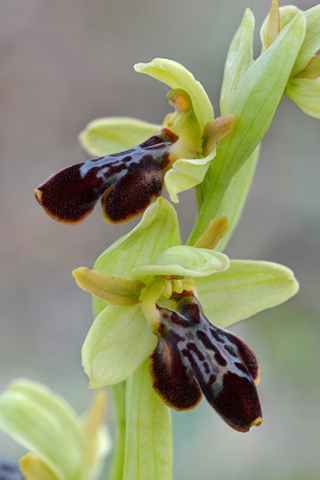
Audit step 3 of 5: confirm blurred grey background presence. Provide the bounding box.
[1,0,320,478]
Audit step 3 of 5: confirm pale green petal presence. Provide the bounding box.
[134,58,214,131]
[20,454,60,480]
[214,145,260,253]
[123,361,172,480]
[79,117,161,156]
[287,77,320,119]
[93,198,180,315]
[260,6,299,51]
[220,8,254,116]
[292,5,320,77]
[196,260,299,328]
[164,148,215,203]
[82,304,157,387]
[188,11,306,245]
[0,380,85,480]
[134,246,229,278]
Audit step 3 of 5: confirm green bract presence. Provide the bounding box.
[0,379,111,480]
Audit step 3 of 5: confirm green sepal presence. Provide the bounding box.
[220,8,254,116]
[287,77,320,119]
[188,11,306,245]
[123,361,172,480]
[196,260,299,329]
[0,380,90,480]
[93,198,181,315]
[82,304,157,388]
[79,117,161,156]
[134,58,214,131]
[134,246,229,278]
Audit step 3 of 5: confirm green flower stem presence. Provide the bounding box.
[108,383,126,480]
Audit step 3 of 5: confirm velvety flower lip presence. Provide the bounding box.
[35,129,177,224]
[150,291,262,433]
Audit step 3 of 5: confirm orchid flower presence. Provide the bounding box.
[73,199,298,433]
[35,60,234,224]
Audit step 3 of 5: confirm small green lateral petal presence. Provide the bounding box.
[287,77,320,119]
[134,58,214,131]
[0,379,85,480]
[260,6,300,51]
[79,117,161,156]
[73,267,145,306]
[123,361,172,480]
[220,8,254,116]
[82,304,157,388]
[134,246,229,278]
[292,5,320,77]
[93,198,180,315]
[196,260,299,328]
[20,454,60,480]
[164,148,216,203]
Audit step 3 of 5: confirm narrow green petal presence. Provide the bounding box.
[20,454,60,480]
[196,260,299,328]
[82,390,111,480]
[134,58,214,131]
[93,198,181,315]
[260,6,299,51]
[287,77,320,119]
[214,145,260,253]
[123,361,172,480]
[82,305,157,387]
[220,8,254,116]
[0,380,85,480]
[73,267,145,306]
[292,5,320,77]
[134,246,229,278]
[79,117,161,156]
[188,11,306,245]
[164,149,215,203]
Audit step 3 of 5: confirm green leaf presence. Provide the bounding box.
[0,380,85,480]
[292,5,320,77]
[220,8,255,116]
[93,198,181,316]
[82,304,157,388]
[123,361,172,480]
[287,77,320,119]
[134,246,229,278]
[79,117,160,156]
[196,260,299,328]
[134,58,214,131]
[188,11,306,245]
[214,145,260,253]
